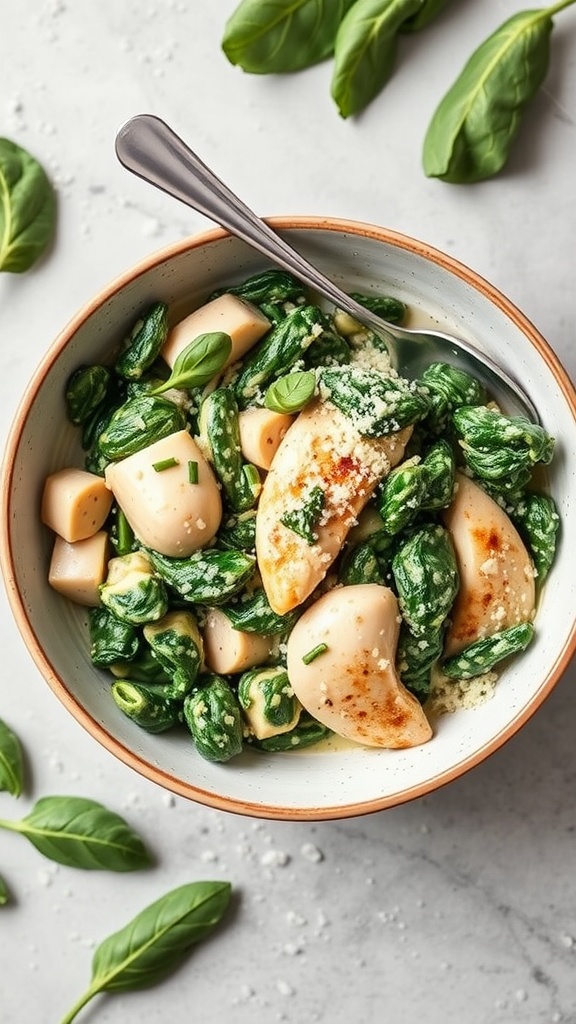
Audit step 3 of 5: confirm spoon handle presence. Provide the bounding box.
[115,114,387,333]
[115,114,537,422]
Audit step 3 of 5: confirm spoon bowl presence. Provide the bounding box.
[115,113,538,422]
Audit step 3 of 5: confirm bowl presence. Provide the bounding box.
[2,217,575,821]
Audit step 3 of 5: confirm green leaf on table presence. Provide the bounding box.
[59,881,232,1023]
[0,137,56,272]
[0,874,9,906]
[400,0,451,32]
[0,717,24,797]
[422,3,573,183]
[0,796,151,871]
[222,0,357,73]
[331,0,423,117]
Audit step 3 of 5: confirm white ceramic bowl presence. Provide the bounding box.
[2,218,575,820]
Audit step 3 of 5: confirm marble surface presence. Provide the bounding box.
[1,2,576,1022]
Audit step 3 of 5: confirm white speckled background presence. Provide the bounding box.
[1,2,575,1022]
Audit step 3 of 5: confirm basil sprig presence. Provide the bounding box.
[0,138,56,272]
[423,1,575,183]
[150,331,232,394]
[264,370,316,414]
[0,717,24,797]
[59,881,231,1023]
[0,796,151,871]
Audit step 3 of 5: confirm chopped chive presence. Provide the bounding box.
[116,508,134,555]
[242,463,261,496]
[152,457,179,472]
[188,459,199,484]
[302,643,328,665]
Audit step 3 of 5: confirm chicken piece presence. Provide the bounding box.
[256,399,411,615]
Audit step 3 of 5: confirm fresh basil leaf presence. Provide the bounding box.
[331,0,423,117]
[281,485,325,544]
[422,5,563,183]
[0,874,8,906]
[60,881,231,1023]
[0,796,151,871]
[0,717,24,797]
[401,0,450,32]
[264,370,316,414]
[222,0,357,73]
[0,138,56,272]
[151,332,232,394]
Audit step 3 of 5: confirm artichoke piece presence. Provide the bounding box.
[247,713,331,752]
[216,510,257,552]
[147,548,256,605]
[441,622,535,680]
[392,524,459,637]
[198,388,261,512]
[511,493,560,586]
[238,666,301,740]
[183,674,244,762]
[88,606,140,667]
[221,589,299,635]
[115,301,169,381]
[396,623,444,702]
[66,364,111,426]
[111,680,181,733]
[232,305,325,408]
[98,394,186,461]
[420,362,487,433]
[143,610,203,698]
[100,551,168,625]
[318,366,430,437]
[452,406,555,495]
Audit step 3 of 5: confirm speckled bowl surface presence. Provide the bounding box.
[2,217,575,820]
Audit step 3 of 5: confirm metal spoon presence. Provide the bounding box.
[115,114,537,422]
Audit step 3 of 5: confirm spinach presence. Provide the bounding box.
[0,138,56,272]
[222,0,357,73]
[281,484,325,544]
[59,881,231,1023]
[0,796,151,871]
[423,1,576,183]
[0,717,24,797]
[331,0,423,118]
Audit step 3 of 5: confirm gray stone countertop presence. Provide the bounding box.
[1,2,575,1022]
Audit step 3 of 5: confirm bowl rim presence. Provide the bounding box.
[2,215,575,821]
